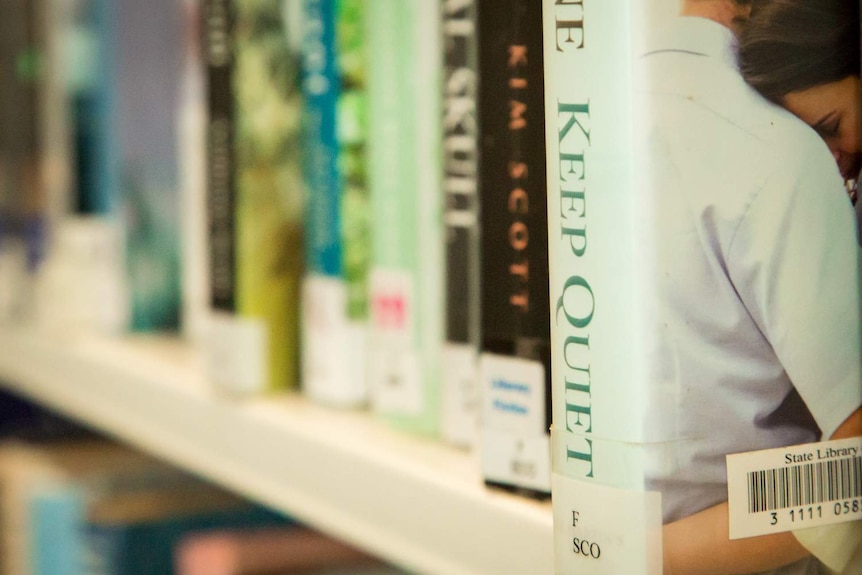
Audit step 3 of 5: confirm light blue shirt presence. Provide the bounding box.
[636,18,861,574]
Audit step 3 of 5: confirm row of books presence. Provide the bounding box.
[0,0,554,495]
[0,434,405,575]
[4,0,862,573]
[211,0,550,493]
[202,0,551,500]
[0,394,404,575]
[0,0,182,332]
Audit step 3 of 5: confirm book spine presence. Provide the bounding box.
[366,0,408,411]
[411,0,444,436]
[368,0,443,437]
[67,0,116,216]
[204,0,304,393]
[203,0,265,393]
[72,0,120,219]
[83,525,124,575]
[40,0,73,228]
[117,0,183,332]
[441,0,481,448]
[205,0,235,314]
[2,0,50,284]
[175,527,384,575]
[301,0,370,406]
[300,0,339,283]
[179,0,209,341]
[234,0,304,391]
[476,0,551,495]
[29,487,87,575]
[0,0,41,321]
[543,2,661,573]
[0,0,22,243]
[35,0,74,269]
[23,0,47,276]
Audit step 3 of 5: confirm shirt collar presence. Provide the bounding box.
[644,16,738,70]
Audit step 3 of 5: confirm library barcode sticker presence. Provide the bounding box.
[726,437,862,539]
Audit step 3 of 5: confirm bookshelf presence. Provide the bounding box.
[0,327,553,575]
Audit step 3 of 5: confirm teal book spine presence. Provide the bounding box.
[368,0,444,436]
[301,0,371,406]
[67,0,117,217]
[29,487,87,575]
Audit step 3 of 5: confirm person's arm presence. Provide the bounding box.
[830,408,862,440]
[663,407,862,575]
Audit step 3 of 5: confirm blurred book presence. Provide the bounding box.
[440,0,480,449]
[32,0,184,334]
[205,0,304,394]
[33,216,130,335]
[367,0,443,438]
[65,0,116,217]
[25,0,129,335]
[0,439,166,575]
[114,0,184,332]
[300,0,371,408]
[175,526,405,575]
[178,0,209,343]
[0,0,73,323]
[0,438,290,575]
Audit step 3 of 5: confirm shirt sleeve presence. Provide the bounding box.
[727,134,862,439]
[794,521,862,574]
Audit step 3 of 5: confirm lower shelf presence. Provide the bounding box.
[0,327,553,575]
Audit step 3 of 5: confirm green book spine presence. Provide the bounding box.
[368,0,443,436]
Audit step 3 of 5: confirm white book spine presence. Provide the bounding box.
[543,1,662,573]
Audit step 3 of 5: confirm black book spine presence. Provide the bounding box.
[478,0,549,373]
[443,0,480,348]
[204,0,235,312]
[478,0,551,495]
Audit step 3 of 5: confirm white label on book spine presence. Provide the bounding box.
[552,472,662,575]
[207,312,267,395]
[369,269,422,414]
[370,349,422,415]
[482,429,551,492]
[726,437,862,539]
[480,354,550,490]
[302,276,367,406]
[442,343,479,448]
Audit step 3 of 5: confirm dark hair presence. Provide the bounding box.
[738,0,860,103]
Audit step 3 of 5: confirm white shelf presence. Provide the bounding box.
[0,328,553,575]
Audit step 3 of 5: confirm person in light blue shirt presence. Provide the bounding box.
[637,1,862,573]
[739,0,861,239]
[734,3,862,571]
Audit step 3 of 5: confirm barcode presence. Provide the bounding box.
[748,456,862,513]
